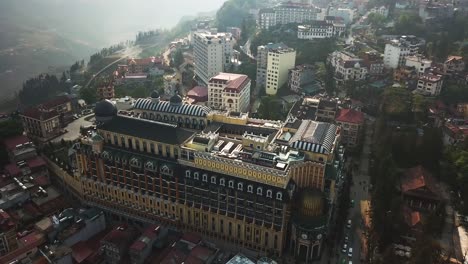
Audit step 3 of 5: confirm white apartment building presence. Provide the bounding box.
[258,2,321,29]
[297,20,345,39]
[327,7,355,25]
[405,55,432,76]
[193,30,234,85]
[264,45,296,95]
[256,43,292,89]
[384,40,414,69]
[369,6,389,17]
[417,73,444,96]
[328,51,368,84]
[208,73,251,112]
[383,35,425,69]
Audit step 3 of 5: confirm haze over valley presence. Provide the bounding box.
[0,0,226,99]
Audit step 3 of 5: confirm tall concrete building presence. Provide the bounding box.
[193,30,234,85]
[208,73,251,112]
[383,36,425,69]
[256,43,296,95]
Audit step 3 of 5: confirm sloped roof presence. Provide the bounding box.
[134,98,211,117]
[336,108,364,124]
[4,135,30,151]
[400,165,439,195]
[289,120,338,154]
[403,205,421,227]
[41,95,70,109]
[99,116,195,145]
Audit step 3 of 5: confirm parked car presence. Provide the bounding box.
[348,247,353,257]
[344,235,349,242]
[342,243,348,253]
[346,219,352,229]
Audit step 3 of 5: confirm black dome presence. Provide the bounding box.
[94,99,117,117]
[150,90,160,98]
[170,94,182,104]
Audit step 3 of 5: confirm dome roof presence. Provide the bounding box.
[170,93,182,104]
[150,90,160,98]
[94,99,117,117]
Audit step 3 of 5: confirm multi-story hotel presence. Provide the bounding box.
[255,43,296,96]
[259,2,322,30]
[297,20,345,40]
[208,73,251,112]
[193,30,234,85]
[70,95,345,262]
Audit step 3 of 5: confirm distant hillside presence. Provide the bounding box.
[0,2,97,100]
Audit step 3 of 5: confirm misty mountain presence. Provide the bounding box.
[0,0,226,99]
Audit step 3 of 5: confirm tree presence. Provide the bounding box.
[0,119,23,167]
[367,13,386,28]
[394,14,425,36]
[256,96,285,120]
[409,236,446,264]
[79,87,97,104]
[172,49,184,69]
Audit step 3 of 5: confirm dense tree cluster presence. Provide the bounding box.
[215,0,258,31]
[19,74,69,106]
[88,43,126,66]
[135,30,161,44]
[0,118,23,168]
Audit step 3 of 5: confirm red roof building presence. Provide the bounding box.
[0,209,18,256]
[400,166,441,211]
[187,86,208,103]
[101,225,138,264]
[129,225,161,264]
[335,108,364,146]
[336,108,364,124]
[208,73,251,112]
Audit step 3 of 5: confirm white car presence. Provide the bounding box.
[342,243,348,253]
[346,219,352,228]
[348,247,353,257]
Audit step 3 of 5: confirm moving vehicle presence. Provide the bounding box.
[348,247,353,257]
[346,219,352,228]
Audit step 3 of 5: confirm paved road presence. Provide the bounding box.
[51,115,94,143]
[85,46,142,88]
[337,119,374,264]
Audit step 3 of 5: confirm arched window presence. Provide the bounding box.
[257,187,262,195]
[237,182,243,191]
[194,172,199,180]
[211,176,216,184]
[276,192,283,201]
[247,185,253,193]
[266,189,272,198]
[202,174,208,182]
[185,170,191,178]
[220,178,225,186]
[229,180,234,188]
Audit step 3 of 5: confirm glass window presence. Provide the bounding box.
[257,187,262,195]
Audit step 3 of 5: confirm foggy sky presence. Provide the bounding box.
[1,0,228,47]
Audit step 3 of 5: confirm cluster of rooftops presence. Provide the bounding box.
[92,96,340,172]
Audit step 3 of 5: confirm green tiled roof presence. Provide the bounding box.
[99,116,195,145]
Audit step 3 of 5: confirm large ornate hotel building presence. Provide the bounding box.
[69,92,345,261]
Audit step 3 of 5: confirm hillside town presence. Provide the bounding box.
[1,0,468,264]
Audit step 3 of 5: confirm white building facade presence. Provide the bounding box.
[328,51,368,83]
[208,73,251,112]
[417,73,444,96]
[258,2,321,29]
[266,46,296,95]
[193,31,234,85]
[405,55,432,76]
[327,7,355,25]
[297,20,345,39]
